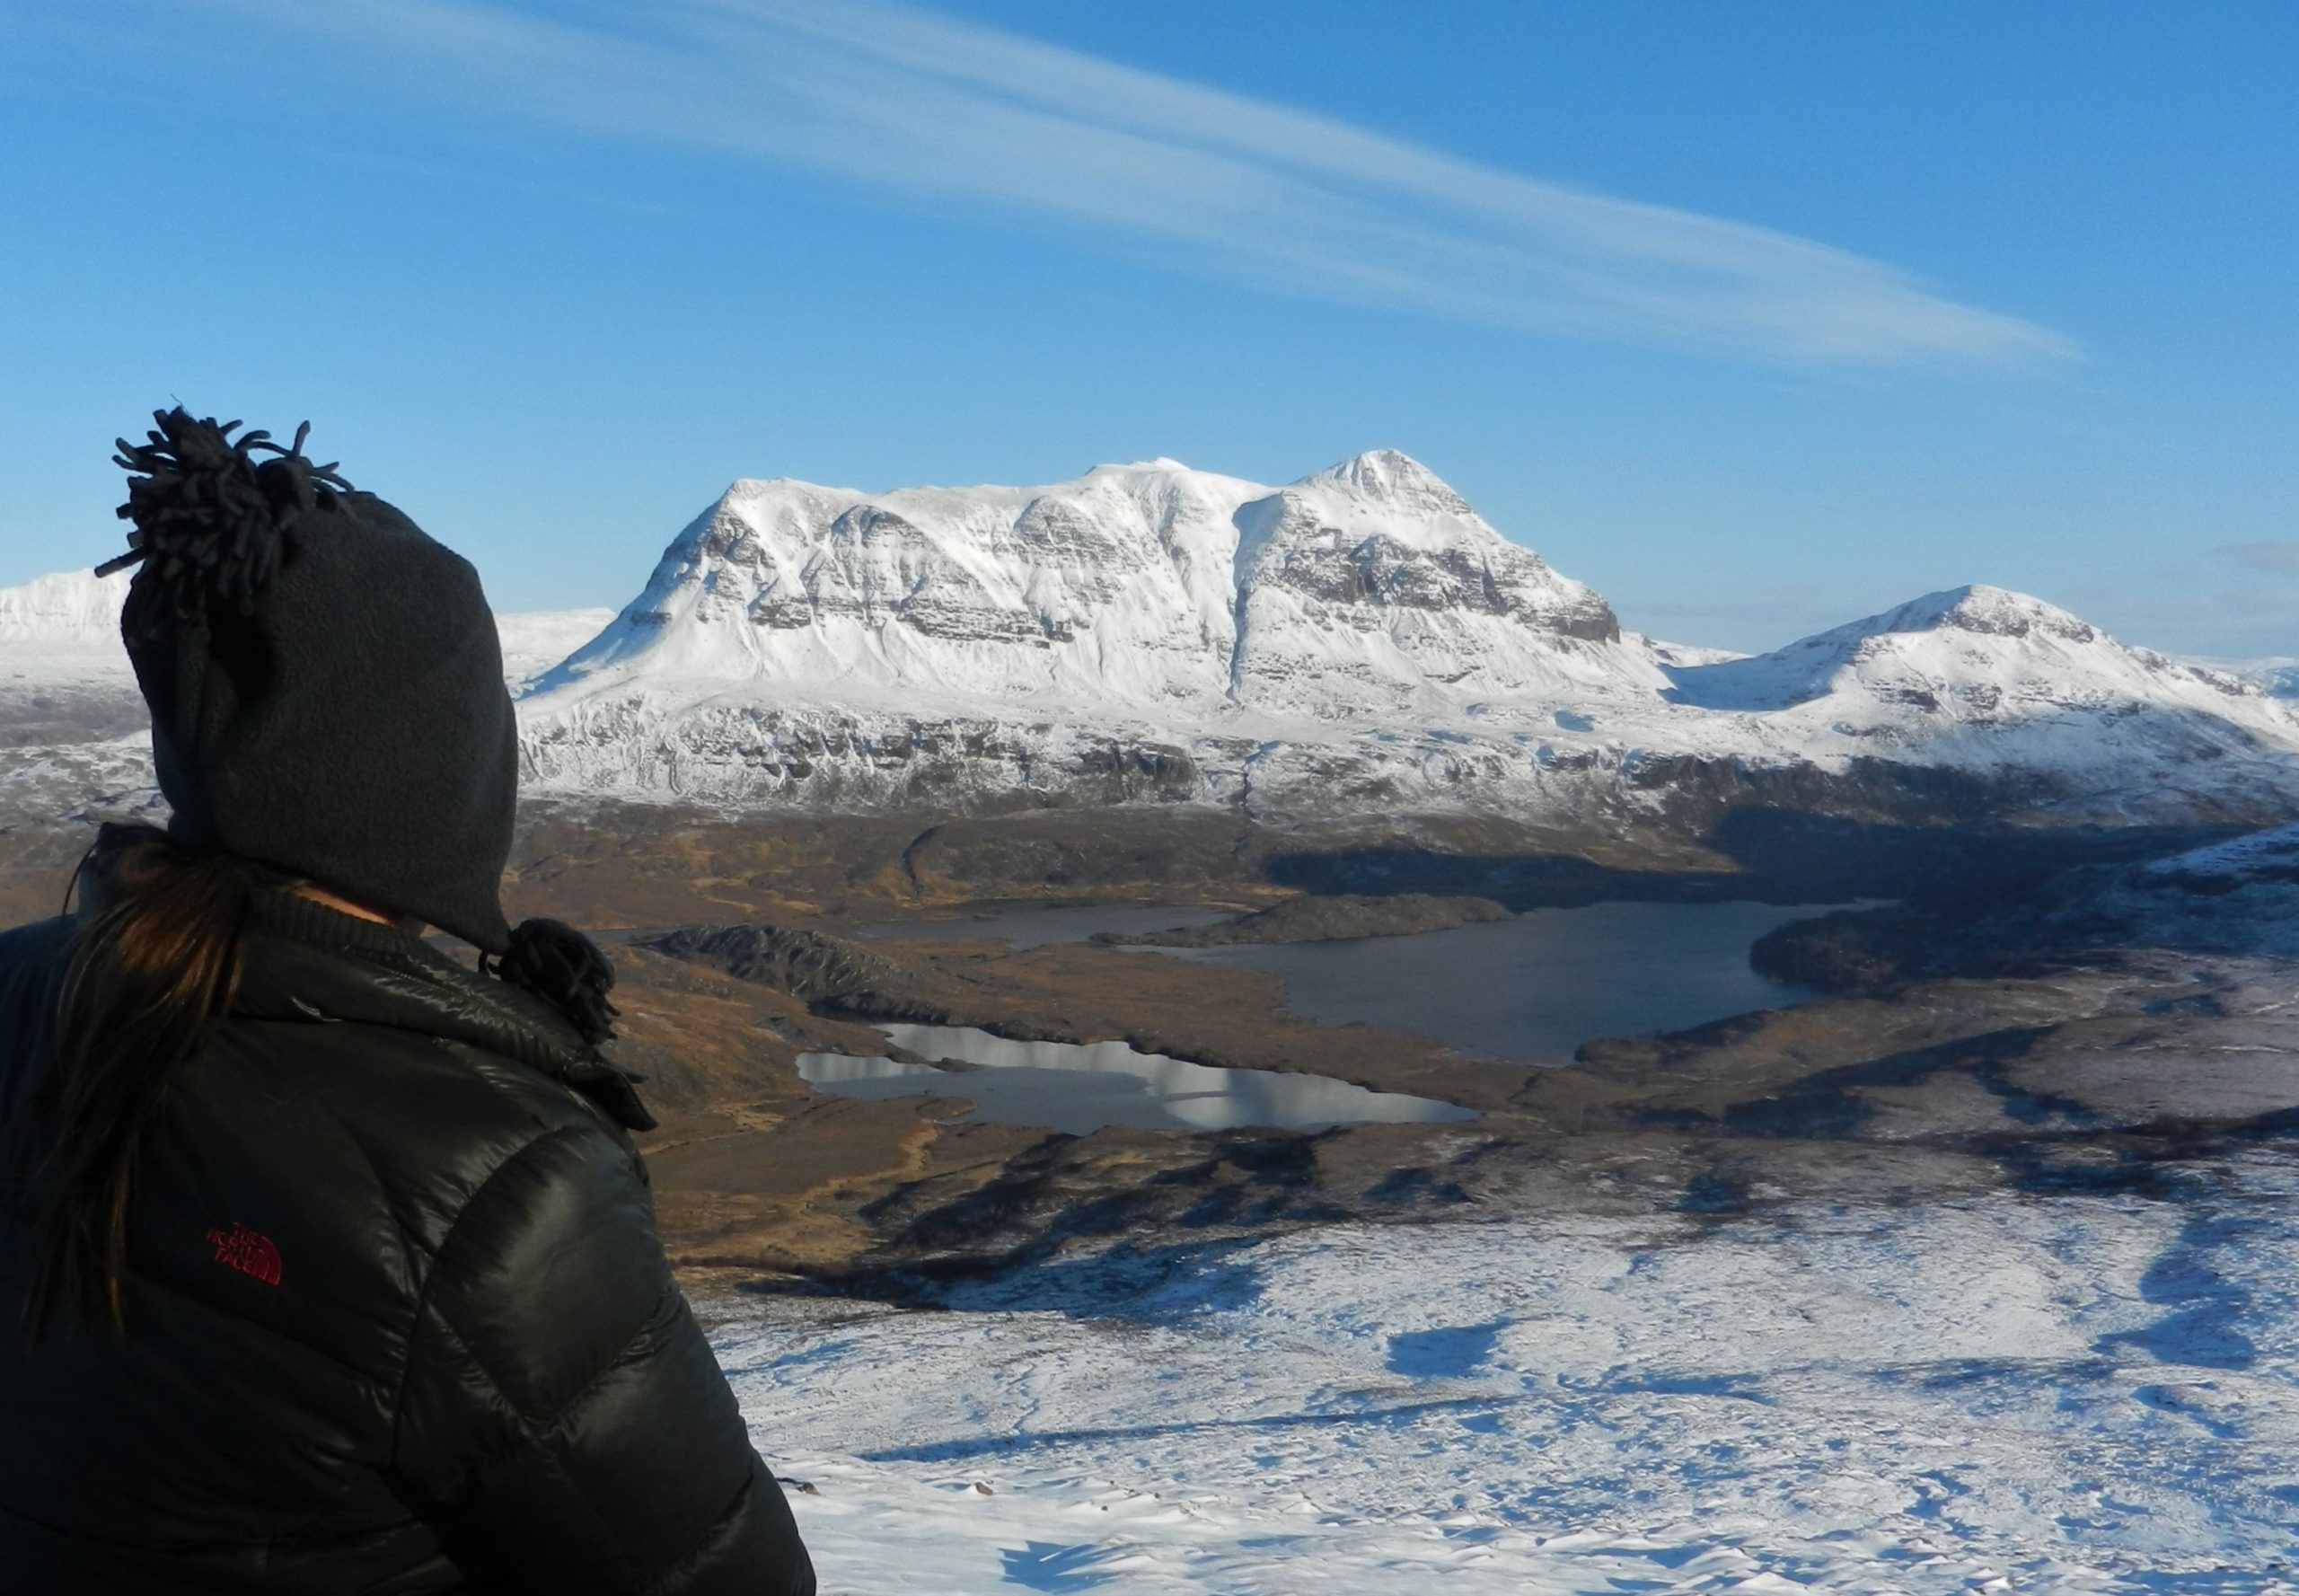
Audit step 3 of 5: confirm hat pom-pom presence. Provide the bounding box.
[107,407,352,644]
[489,918,620,1045]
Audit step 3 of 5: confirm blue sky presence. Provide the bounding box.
[2,0,2292,656]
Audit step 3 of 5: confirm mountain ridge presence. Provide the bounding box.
[7,451,2295,834]
[508,452,2299,828]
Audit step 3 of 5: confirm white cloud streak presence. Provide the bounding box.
[2219,542,2299,574]
[233,0,2074,368]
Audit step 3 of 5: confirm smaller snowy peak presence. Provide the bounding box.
[0,568,129,645]
[1661,582,2270,737]
[1735,586,2099,673]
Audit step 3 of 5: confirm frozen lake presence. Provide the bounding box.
[718,1149,2299,1593]
[796,1022,1477,1134]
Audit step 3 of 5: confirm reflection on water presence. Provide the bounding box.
[797,1023,1478,1135]
[1164,900,1857,1063]
[850,904,1229,951]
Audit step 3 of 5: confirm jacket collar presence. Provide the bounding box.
[231,893,655,1130]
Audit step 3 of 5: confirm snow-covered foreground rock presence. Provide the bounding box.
[718,1151,2299,1593]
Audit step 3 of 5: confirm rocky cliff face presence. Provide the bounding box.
[1228,451,1642,719]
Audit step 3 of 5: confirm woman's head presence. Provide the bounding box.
[111,408,521,951]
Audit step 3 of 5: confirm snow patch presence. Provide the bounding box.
[718,1152,2299,1592]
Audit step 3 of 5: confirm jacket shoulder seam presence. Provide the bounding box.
[384,1122,604,1459]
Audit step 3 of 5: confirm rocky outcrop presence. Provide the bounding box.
[640,923,957,1018]
[1750,821,2299,997]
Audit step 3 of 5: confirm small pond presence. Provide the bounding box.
[796,1023,1478,1135]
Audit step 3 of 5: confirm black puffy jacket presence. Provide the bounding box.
[0,894,815,1594]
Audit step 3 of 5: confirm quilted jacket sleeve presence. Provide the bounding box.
[392,1123,815,1596]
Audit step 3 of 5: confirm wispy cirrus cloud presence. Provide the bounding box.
[2218,541,2299,575]
[231,0,2074,369]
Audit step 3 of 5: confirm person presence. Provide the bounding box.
[0,410,816,1593]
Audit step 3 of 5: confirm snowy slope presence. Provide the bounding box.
[0,562,610,695]
[2027,820,2299,959]
[0,567,129,642]
[515,457,2299,827]
[497,607,617,691]
[720,1150,2299,1592]
[2207,656,2299,701]
[0,564,621,829]
[0,568,133,682]
[0,571,148,816]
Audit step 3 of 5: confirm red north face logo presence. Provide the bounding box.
[206,1222,282,1287]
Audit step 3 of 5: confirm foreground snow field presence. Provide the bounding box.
[715,1151,2299,1594]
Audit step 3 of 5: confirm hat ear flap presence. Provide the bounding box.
[486,918,619,1046]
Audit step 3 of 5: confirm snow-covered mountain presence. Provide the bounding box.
[0,569,136,692]
[0,567,129,644]
[1655,585,2290,811]
[1667,586,2246,717]
[10,452,2299,834]
[537,449,1654,720]
[515,452,2299,828]
[1227,451,1647,718]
